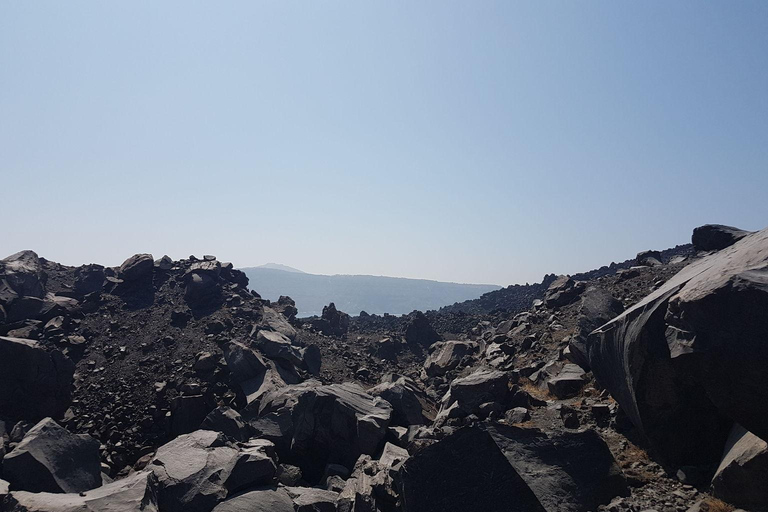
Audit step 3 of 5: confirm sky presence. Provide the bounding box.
[2,1,767,286]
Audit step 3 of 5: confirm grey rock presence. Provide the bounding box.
[150,430,276,512]
[260,306,297,341]
[285,486,339,512]
[255,329,304,367]
[253,381,392,482]
[400,426,546,512]
[0,337,75,422]
[505,407,531,424]
[201,406,251,442]
[211,488,294,512]
[369,373,434,426]
[3,417,101,494]
[547,364,587,399]
[118,253,154,281]
[1,250,47,298]
[423,340,477,377]
[487,424,629,512]
[712,424,768,511]
[692,224,751,251]
[2,470,159,512]
[436,368,510,422]
[588,227,768,466]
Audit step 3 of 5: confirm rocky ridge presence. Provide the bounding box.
[0,223,765,512]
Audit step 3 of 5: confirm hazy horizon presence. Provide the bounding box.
[3,2,767,285]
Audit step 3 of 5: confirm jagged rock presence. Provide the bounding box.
[149,430,276,512]
[1,250,47,298]
[636,250,662,266]
[711,424,768,511]
[375,337,400,361]
[0,478,9,498]
[2,470,159,512]
[505,407,531,424]
[487,424,629,512]
[588,227,768,466]
[73,264,106,296]
[185,272,219,305]
[201,406,251,442]
[260,306,297,341]
[578,287,624,335]
[400,426,545,512]
[301,344,322,375]
[252,381,392,481]
[3,418,101,493]
[423,340,477,377]
[193,351,218,372]
[310,302,350,336]
[692,224,751,251]
[0,337,75,422]
[118,253,154,281]
[337,443,407,512]
[436,368,510,423]
[546,363,587,399]
[273,296,298,322]
[255,329,303,367]
[369,374,434,426]
[211,488,294,512]
[404,310,440,346]
[170,394,209,437]
[155,255,174,270]
[276,464,303,486]
[544,276,584,309]
[285,486,339,512]
[223,340,298,407]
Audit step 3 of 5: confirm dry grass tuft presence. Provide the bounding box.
[519,378,555,401]
[698,498,734,512]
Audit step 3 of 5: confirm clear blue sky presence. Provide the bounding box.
[2,2,767,285]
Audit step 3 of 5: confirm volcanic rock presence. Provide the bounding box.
[2,417,101,494]
[692,224,751,251]
[252,381,392,481]
[368,374,434,426]
[588,227,768,466]
[2,470,159,512]
[711,424,768,511]
[403,310,440,346]
[400,426,545,512]
[201,406,251,442]
[211,488,294,512]
[423,340,477,377]
[0,337,75,422]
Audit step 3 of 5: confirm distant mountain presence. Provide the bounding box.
[255,263,305,273]
[240,267,501,317]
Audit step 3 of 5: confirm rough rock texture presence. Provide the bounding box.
[436,368,510,422]
[210,488,294,512]
[711,424,768,511]
[368,374,434,426]
[487,424,629,512]
[285,486,339,512]
[3,418,102,494]
[0,337,75,422]
[310,303,350,336]
[403,310,440,346]
[2,470,159,512]
[691,224,751,251]
[587,228,768,465]
[252,381,392,481]
[400,426,546,512]
[423,340,477,377]
[149,430,276,512]
[201,406,251,442]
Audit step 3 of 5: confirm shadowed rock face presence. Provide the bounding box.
[588,227,768,466]
[3,418,101,494]
[400,426,546,512]
[0,337,74,422]
[691,224,752,251]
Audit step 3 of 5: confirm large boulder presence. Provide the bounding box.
[251,381,392,481]
[310,303,350,336]
[544,276,584,309]
[211,488,294,512]
[587,227,768,466]
[423,340,477,377]
[692,224,751,251]
[368,374,434,426]
[201,406,251,442]
[285,486,339,512]
[259,306,298,341]
[118,253,154,282]
[255,329,304,367]
[337,444,407,512]
[0,337,74,422]
[3,418,101,494]
[149,430,276,512]
[436,368,510,422]
[2,470,159,512]
[711,424,768,511]
[487,424,629,512]
[546,363,587,399]
[1,250,47,298]
[223,340,299,407]
[400,426,545,512]
[403,310,440,346]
